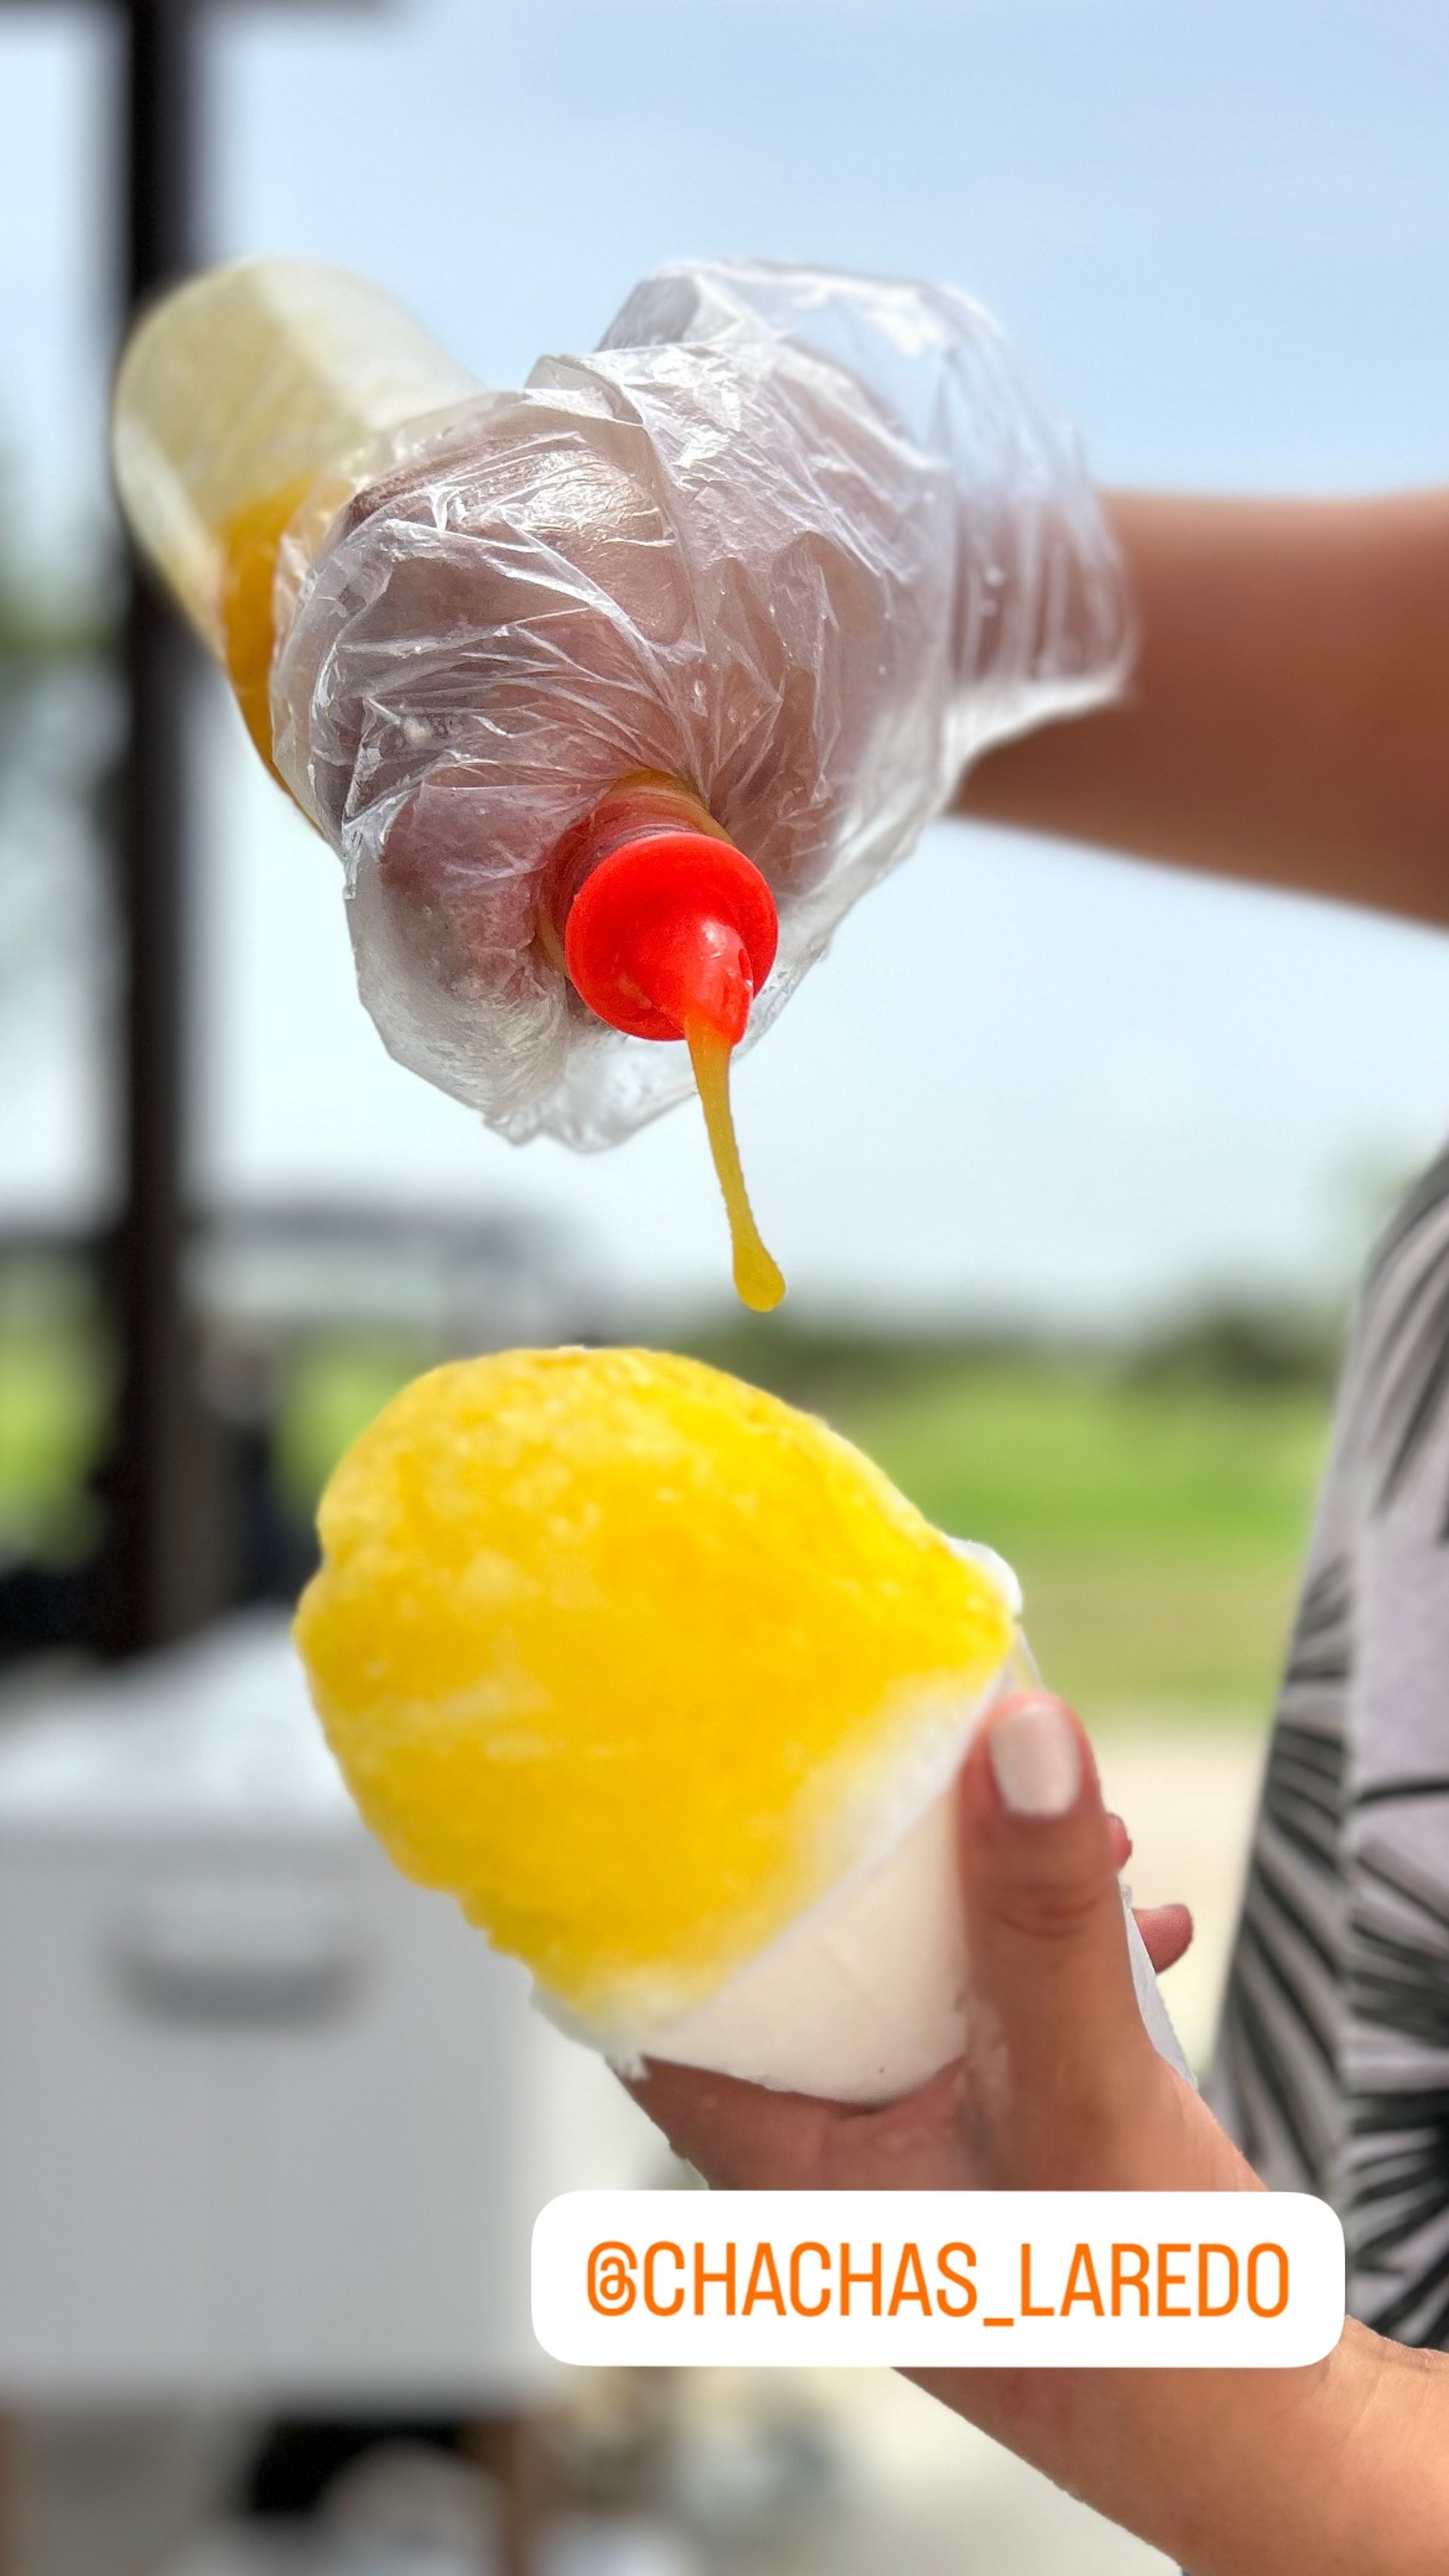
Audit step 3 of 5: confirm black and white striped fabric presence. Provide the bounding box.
[1214,1143,1449,2347]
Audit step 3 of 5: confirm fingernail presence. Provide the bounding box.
[989,1695,1082,1817]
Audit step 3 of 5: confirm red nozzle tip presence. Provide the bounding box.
[564,832,778,1045]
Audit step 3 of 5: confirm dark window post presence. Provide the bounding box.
[104,0,234,1654]
[0,0,377,1657]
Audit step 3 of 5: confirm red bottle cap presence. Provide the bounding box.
[563,831,779,1045]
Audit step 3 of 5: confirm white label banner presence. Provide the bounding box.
[533,2190,1345,2368]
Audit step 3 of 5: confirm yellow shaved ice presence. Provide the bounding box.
[294,1348,1013,2037]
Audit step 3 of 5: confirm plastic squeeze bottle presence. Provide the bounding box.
[113,258,1131,1307]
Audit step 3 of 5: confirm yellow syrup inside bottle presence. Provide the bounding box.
[685,1019,786,1313]
[215,476,321,777]
[111,256,480,767]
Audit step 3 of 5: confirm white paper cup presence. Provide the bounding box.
[617,1545,1190,2104]
[637,1743,980,2103]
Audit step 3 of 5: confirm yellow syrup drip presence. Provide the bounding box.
[686,1018,786,1312]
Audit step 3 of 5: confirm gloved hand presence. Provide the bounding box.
[271,261,1131,1143]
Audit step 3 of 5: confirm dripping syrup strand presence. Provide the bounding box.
[685,1018,786,1313]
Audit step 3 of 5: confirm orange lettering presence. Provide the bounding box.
[1247,2244,1289,2319]
[1110,2243,1150,2317]
[742,2241,786,2317]
[888,2243,933,2316]
[1156,2243,1191,2319]
[1198,2245,1238,2318]
[840,2241,884,2317]
[1060,2242,1105,2316]
[936,2243,977,2319]
[1020,2244,1054,2317]
[789,2242,831,2316]
[693,2241,737,2316]
[643,2241,684,2316]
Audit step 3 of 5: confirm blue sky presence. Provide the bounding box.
[5,0,1449,1325]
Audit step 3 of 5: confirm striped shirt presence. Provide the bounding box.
[1214,1143,1449,2346]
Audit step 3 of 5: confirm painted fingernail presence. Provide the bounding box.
[989,1695,1082,1818]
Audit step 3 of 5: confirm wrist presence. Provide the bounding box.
[1145,2321,1449,2576]
[1165,2325,1375,2575]
[921,2319,1448,2576]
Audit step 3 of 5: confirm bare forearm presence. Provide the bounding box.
[960,491,1449,925]
[919,2322,1449,2575]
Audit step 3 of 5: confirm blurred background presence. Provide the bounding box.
[3,0,1449,2569]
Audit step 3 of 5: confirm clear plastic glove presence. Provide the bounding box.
[271,260,1131,1144]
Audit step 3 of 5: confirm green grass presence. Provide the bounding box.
[0,1323,107,1561]
[0,1304,1333,1728]
[272,1335,430,1523]
[835,1362,1322,1563]
[817,1360,1329,1726]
